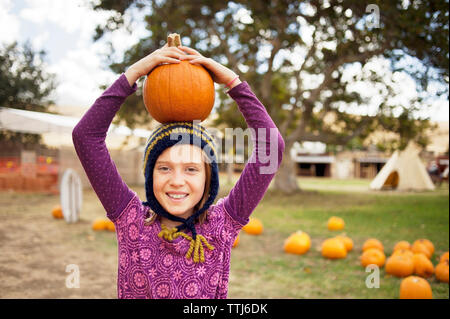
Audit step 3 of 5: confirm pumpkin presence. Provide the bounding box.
[284,231,311,255]
[391,249,414,260]
[415,239,434,255]
[385,255,415,277]
[399,276,432,299]
[232,234,239,248]
[435,260,449,283]
[411,241,432,259]
[393,241,411,252]
[360,248,386,268]
[92,218,108,231]
[106,220,115,232]
[143,33,215,124]
[334,235,353,252]
[51,205,63,219]
[242,217,263,235]
[362,238,384,253]
[327,216,345,231]
[412,253,434,278]
[321,238,347,259]
[439,251,449,264]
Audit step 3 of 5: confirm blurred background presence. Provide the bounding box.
[0,0,448,299]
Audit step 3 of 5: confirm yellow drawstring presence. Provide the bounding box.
[158,224,214,263]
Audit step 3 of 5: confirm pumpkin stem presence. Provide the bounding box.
[167,33,181,47]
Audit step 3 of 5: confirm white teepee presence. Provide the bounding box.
[370,142,435,191]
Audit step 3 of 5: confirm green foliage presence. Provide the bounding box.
[91,0,448,151]
[0,41,56,146]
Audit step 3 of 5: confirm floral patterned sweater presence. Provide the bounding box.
[72,74,285,299]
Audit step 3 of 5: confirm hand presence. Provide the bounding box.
[124,44,186,86]
[178,46,241,88]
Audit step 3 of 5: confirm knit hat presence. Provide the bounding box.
[142,121,219,263]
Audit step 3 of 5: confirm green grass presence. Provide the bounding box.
[1,176,447,299]
[226,178,449,299]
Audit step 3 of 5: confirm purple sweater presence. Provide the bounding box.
[72,74,285,299]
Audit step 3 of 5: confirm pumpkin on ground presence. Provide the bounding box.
[411,241,432,259]
[143,33,215,124]
[232,234,239,248]
[284,231,311,255]
[360,248,386,268]
[52,205,63,219]
[435,260,449,283]
[412,253,434,278]
[362,238,384,253]
[242,217,263,235]
[92,218,108,231]
[391,249,414,260]
[399,276,433,299]
[414,239,434,256]
[321,238,347,259]
[327,216,345,231]
[334,235,353,252]
[385,255,415,277]
[439,251,449,264]
[393,241,411,252]
[106,220,115,232]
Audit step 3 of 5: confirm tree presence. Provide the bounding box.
[92,0,449,193]
[0,41,56,146]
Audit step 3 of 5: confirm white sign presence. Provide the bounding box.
[60,169,82,223]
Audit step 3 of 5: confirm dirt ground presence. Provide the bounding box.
[0,189,121,299]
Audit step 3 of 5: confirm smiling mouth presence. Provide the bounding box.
[166,193,189,200]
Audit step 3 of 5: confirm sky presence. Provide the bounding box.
[0,0,448,122]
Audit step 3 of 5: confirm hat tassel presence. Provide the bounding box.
[158,224,214,263]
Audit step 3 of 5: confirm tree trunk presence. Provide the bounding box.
[273,145,301,194]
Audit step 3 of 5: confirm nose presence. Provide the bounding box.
[169,169,185,187]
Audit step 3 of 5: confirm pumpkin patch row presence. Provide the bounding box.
[235,216,448,299]
[358,238,449,299]
[92,218,115,232]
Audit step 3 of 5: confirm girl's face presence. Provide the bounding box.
[153,144,206,220]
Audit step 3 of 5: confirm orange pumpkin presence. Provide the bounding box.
[385,255,415,277]
[393,241,411,252]
[284,231,311,255]
[334,235,353,252]
[106,220,115,232]
[92,218,108,231]
[391,249,414,260]
[414,239,434,256]
[327,216,345,231]
[439,251,449,264]
[242,217,263,235]
[143,34,215,124]
[321,238,347,259]
[400,276,432,299]
[232,234,240,248]
[360,248,386,268]
[435,260,449,283]
[362,238,384,253]
[51,205,63,219]
[411,241,432,259]
[412,253,434,278]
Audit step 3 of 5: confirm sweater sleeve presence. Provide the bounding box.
[72,74,137,221]
[222,81,285,226]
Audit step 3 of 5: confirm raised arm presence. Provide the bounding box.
[72,75,138,221]
[73,43,186,221]
[179,47,285,225]
[223,82,285,225]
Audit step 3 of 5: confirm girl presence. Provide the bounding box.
[72,43,285,299]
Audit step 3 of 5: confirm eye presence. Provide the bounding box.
[187,167,199,173]
[157,166,170,172]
